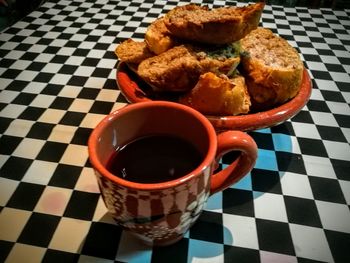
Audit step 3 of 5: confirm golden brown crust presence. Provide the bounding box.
[115,39,154,64]
[164,2,264,45]
[137,45,241,92]
[240,27,304,110]
[179,72,251,115]
[145,17,178,55]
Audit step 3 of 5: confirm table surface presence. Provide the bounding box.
[0,0,349,262]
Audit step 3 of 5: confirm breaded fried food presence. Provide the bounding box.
[115,39,154,64]
[179,72,251,116]
[137,44,241,92]
[145,17,177,55]
[240,27,304,110]
[164,2,264,45]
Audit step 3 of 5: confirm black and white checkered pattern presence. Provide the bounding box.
[1,0,349,262]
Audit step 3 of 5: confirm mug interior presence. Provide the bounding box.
[89,102,216,187]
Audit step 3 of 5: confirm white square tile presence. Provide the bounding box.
[3,119,34,137]
[29,94,56,108]
[60,144,88,166]
[222,214,259,249]
[326,102,350,115]
[0,207,31,242]
[22,160,58,185]
[38,109,66,124]
[80,113,105,129]
[34,186,72,216]
[22,81,46,94]
[5,243,45,263]
[323,140,350,161]
[115,231,153,263]
[260,251,298,263]
[303,155,337,179]
[188,239,224,263]
[49,217,91,253]
[253,192,288,222]
[279,172,314,199]
[41,63,62,73]
[0,104,27,119]
[289,224,333,262]
[291,123,321,139]
[0,90,20,103]
[84,77,106,89]
[310,111,339,127]
[339,180,350,205]
[58,85,82,98]
[74,66,95,77]
[96,89,119,102]
[74,167,100,193]
[48,124,77,143]
[68,98,94,113]
[0,177,19,206]
[92,197,115,224]
[316,200,350,233]
[12,138,45,159]
[50,74,71,85]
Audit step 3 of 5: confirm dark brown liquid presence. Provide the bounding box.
[106,135,203,183]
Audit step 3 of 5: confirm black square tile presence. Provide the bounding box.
[316,125,347,143]
[81,58,99,67]
[91,68,111,78]
[58,65,78,75]
[51,55,69,64]
[0,135,22,155]
[102,79,117,90]
[27,122,55,140]
[89,101,114,115]
[256,218,295,255]
[36,141,68,162]
[297,257,325,263]
[0,240,13,263]
[70,127,92,145]
[284,196,322,228]
[308,177,346,203]
[276,152,306,174]
[336,81,350,93]
[59,112,85,126]
[33,72,54,83]
[334,114,350,128]
[67,76,88,86]
[297,138,328,157]
[291,110,314,123]
[249,132,274,151]
[27,62,46,71]
[49,97,74,110]
[18,107,45,121]
[151,238,189,263]
[310,70,332,81]
[222,189,254,217]
[20,52,39,61]
[324,63,346,73]
[77,88,99,100]
[271,122,295,136]
[325,230,350,263]
[4,80,29,91]
[49,164,82,189]
[1,69,21,79]
[321,90,346,103]
[81,222,122,259]
[0,117,13,134]
[189,211,223,244]
[41,84,63,96]
[7,182,45,211]
[43,249,79,263]
[18,213,60,247]
[305,100,331,113]
[0,156,32,181]
[224,245,260,263]
[330,159,350,181]
[64,191,99,220]
[251,169,282,194]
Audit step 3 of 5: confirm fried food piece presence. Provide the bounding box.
[137,44,241,92]
[145,17,178,55]
[164,2,264,45]
[115,39,154,64]
[179,72,251,116]
[240,27,304,110]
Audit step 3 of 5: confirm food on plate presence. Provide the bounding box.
[179,72,251,115]
[145,17,178,55]
[240,27,304,110]
[115,39,153,64]
[137,44,241,92]
[163,2,264,45]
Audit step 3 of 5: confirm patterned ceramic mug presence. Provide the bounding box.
[88,101,257,246]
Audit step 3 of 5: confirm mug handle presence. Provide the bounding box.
[210,131,258,195]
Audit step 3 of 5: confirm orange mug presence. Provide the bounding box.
[88,101,257,246]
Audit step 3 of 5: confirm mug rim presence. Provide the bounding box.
[88,101,218,191]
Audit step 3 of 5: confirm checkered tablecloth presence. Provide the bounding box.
[0,0,349,262]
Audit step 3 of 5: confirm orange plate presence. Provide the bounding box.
[116,62,312,131]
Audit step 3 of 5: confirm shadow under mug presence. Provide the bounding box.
[88,101,257,246]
